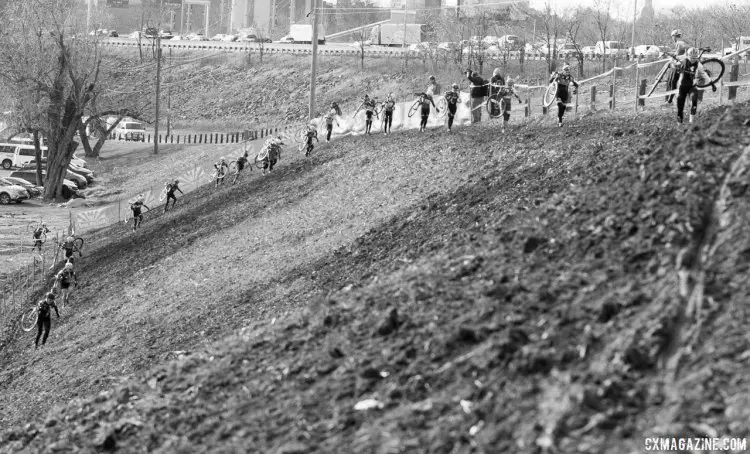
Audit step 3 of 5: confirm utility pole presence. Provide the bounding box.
[167,47,172,138]
[631,0,637,57]
[309,0,320,121]
[402,4,407,69]
[154,36,162,155]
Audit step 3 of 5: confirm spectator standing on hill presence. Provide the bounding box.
[489,68,506,118]
[444,84,461,132]
[163,179,183,212]
[382,94,396,135]
[35,292,59,349]
[362,94,377,135]
[466,70,489,124]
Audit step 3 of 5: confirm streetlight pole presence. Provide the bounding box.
[631,0,637,57]
[154,36,162,155]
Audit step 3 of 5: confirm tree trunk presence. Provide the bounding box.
[33,130,43,186]
[78,121,94,157]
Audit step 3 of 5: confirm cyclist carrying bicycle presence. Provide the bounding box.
[324,104,341,143]
[498,79,523,131]
[381,93,396,135]
[489,68,506,118]
[444,84,461,132]
[262,137,283,173]
[414,92,439,132]
[55,261,78,308]
[130,195,149,232]
[667,29,690,104]
[673,47,712,124]
[233,153,249,184]
[363,95,377,135]
[550,65,579,127]
[163,179,183,212]
[35,292,59,349]
[214,157,229,187]
[304,124,319,157]
[32,223,50,253]
[60,235,82,260]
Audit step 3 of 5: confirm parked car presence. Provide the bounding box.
[187,33,209,41]
[144,27,159,39]
[350,40,372,48]
[21,161,88,189]
[158,30,174,39]
[112,119,146,141]
[170,34,185,41]
[633,44,661,59]
[0,142,48,170]
[127,31,142,39]
[558,43,580,59]
[8,170,80,199]
[0,179,30,204]
[498,35,521,50]
[0,177,42,198]
[482,35,499,46]
[277,35,295,44]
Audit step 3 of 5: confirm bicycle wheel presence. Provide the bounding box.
[543,83,557,107]
[21,307,37,332]
[696,58,725,88]
[486,95,502,118]
[208,170,218,183]
[295,128,307,144]
[228,160,239,176]
[407,101,420,117]
[437,98,448,118]
[158,186,167,202]
[73,237,84,251]
[254,154,267,170]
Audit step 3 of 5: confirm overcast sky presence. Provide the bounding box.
[527,0,738,17]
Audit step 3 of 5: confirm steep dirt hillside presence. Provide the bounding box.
[2,106,750,453]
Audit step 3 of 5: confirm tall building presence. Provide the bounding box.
[639,0,654,23]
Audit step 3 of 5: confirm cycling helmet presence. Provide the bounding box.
[174,179,179,184]
[46,292,55,299]
[452,83,459,89]
[671,29,682,38]
[64,262,73,270]
[220,156,226,161]
[429,75,436,81]
[493,67,502,76]
[42,222,47,227]
[507,79,515,87]
[562,64,571,73]
[66,236,74,242]
[686,47,700,62]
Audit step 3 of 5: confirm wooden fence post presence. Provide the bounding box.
[147,134,151,142]
[728,61,739,102]
[638,79,646,110]
[634,64,640,113]
[590,86,597,110]
[609,84,615,110]
[525,96,531,117]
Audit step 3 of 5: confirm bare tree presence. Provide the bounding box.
[563,8,589,77]
[541,2,562,74]
[592,0,613,72]
[0,0,104,200]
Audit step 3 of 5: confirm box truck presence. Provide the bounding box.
[369,23,424,47]
[285,24,326,44]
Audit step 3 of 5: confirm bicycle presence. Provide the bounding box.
[644,47,725,99]
[437,97,448,118]
[486,90,507,119]
[51,235,83,269]
[543,82,557,108]
[208,165,229,184]
[21,305,38,332]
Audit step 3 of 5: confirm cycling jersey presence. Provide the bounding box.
[364,99,376,112]
[56,268,76,286]
[551,72,579,88]
[673,56,709,86]
[37,298,58,318]
[674,39,689,56]
[306,130,318,143]
[325,110,337,125]
[131,200,146,214]
[166,183,182,196]
[384,100,395,112]
[33,227,49,239]
[444,91,460,105]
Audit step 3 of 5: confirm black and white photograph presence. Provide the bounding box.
[1,0,750,452]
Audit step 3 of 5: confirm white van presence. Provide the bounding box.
[0,143,48,170]
[112,118,146,141]
[595,40,626,57]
